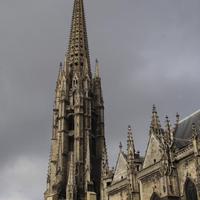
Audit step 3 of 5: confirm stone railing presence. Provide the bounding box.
[137,161,161,180]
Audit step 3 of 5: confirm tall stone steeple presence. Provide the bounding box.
[44,0,106,200]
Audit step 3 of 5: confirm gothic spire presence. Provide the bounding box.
[150,105,162,134]
[66,0,91,78]
[127,125,135,161]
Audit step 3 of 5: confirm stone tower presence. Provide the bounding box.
[44,0,107,200]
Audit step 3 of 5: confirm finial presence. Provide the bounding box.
[165,115,169,123]
[127,125,133,141]
[176,112,180,124]
[119,142,123,151]
[152,104,157,113]
[128,125,131,132]
[95,58,100,78]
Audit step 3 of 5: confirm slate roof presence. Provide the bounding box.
[174,109,200,148]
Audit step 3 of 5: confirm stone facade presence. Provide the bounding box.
[44,0,200,200]
[104,107,200,200]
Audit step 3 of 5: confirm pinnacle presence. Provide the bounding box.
[127,125,133,142]
[119,142,123,151]
[127,125,135,160]
[165,115,171,131]
[95,59,100,78]
[176,112,180,124]
[150,105,162,133]
[128,125,131,131]
[152,104,157,113]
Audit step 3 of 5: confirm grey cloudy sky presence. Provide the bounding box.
[0,0,200,199]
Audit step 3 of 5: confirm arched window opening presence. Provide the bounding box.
[185,178,198,200]
[68,115,74,131]
[150,192,160,200]
[68,136,74,152]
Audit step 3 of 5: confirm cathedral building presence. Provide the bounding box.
[44,0,200,200]
[44,0,108,199]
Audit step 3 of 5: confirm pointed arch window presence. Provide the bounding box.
[68,115,74,131]
[185,178,198,200]
[150,192,160,200]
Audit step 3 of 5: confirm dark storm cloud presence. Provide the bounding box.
[0,0,200,199]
